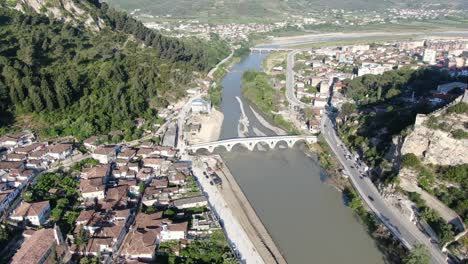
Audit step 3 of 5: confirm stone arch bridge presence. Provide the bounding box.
[187,135,317,153]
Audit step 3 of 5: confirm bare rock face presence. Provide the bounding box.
[401,113,468,166]
[15,0,105,32]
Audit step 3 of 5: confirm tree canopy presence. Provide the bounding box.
[403,245,430,264]
[0,6,228,139]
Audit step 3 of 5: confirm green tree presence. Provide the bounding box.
[0,225,9,245]
[17,40,34,66]
[403,245,430,264]
[340,102,356,122]
[75,225,89,247]
[402,153,420,168]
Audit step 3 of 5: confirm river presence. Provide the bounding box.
[217,53,385,264]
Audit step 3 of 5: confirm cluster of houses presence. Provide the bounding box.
[0,131,77,216]
[3,136,222,263]
[289,39,468,132]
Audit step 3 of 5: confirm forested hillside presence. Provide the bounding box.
[0,2,228,139]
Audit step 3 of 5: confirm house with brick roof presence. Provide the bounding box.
[11,227,63,264]
[47,143,73,160]
[10,201,51,226]
[92,145,118,164]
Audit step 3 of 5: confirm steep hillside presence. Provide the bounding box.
[14,0,106,31]
[0,0,228,139]
[401,99,468,166]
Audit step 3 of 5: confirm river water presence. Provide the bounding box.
[217,53,385,264]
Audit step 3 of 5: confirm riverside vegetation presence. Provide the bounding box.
[0,1,229,140]
[241,70,298,133]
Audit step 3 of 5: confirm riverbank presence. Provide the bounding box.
[314,136,408,263]
[214,155,288,264]
[191,155,287,264]
[241,71,298,134]
[190,109,224,143]
[210,55,243,108]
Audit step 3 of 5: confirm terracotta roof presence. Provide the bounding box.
[137,167,153,179]
[151,178,168,189]
[142,158,165,167]
[168,222,188,232]
[76,210,95,224]
[12,201,49,218]
[11,229,56,264]
[93,146,116,156]
[136,148,156,157]
[134,212,164,230]
[82,165,109,179]
[98,221,125,239]
[106,185,128,200]
[5,153,27,161]
[48,143,73,154]
[0,135,18,143]
[80,179,105,193]
[169,174,185,183]
[83,135,103,145]
[84,237,113,254]
[121,229,158,257]
[28,150,46,159]
[118,148,136,159]
[0,161,23,170]
[14,143,44,154]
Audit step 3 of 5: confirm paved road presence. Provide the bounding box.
[320,113,447,264]
[208,50,234,79]
[265,31,468,48]
[285,50,310,109]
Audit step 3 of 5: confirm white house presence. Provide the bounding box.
[10,201,51,226]
[0,136,18,149]
[172,196,208,209]
[142,158,165,172]
[92,146,117,164]
[190,98,211,114]
[80,179,105,201]
[47,143,73,160]
[314,98,327,108]
[160,222,188,242]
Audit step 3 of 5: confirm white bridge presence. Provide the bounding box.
[187,135,317,153]
[250,47,294,53]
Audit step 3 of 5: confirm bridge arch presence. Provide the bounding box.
[187,135,317,153]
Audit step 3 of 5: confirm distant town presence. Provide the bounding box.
[135,7,468,42]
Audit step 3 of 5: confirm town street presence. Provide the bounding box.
[320,114,447,264]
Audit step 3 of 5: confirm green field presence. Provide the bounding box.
[104,0,468,23]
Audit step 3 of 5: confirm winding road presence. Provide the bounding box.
[320,114,447,264]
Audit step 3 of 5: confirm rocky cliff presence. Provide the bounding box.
[15,0,105,31]
[401,103,468,166]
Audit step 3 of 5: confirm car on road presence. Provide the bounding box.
[350,165,354,169]
[368,195,374,201]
